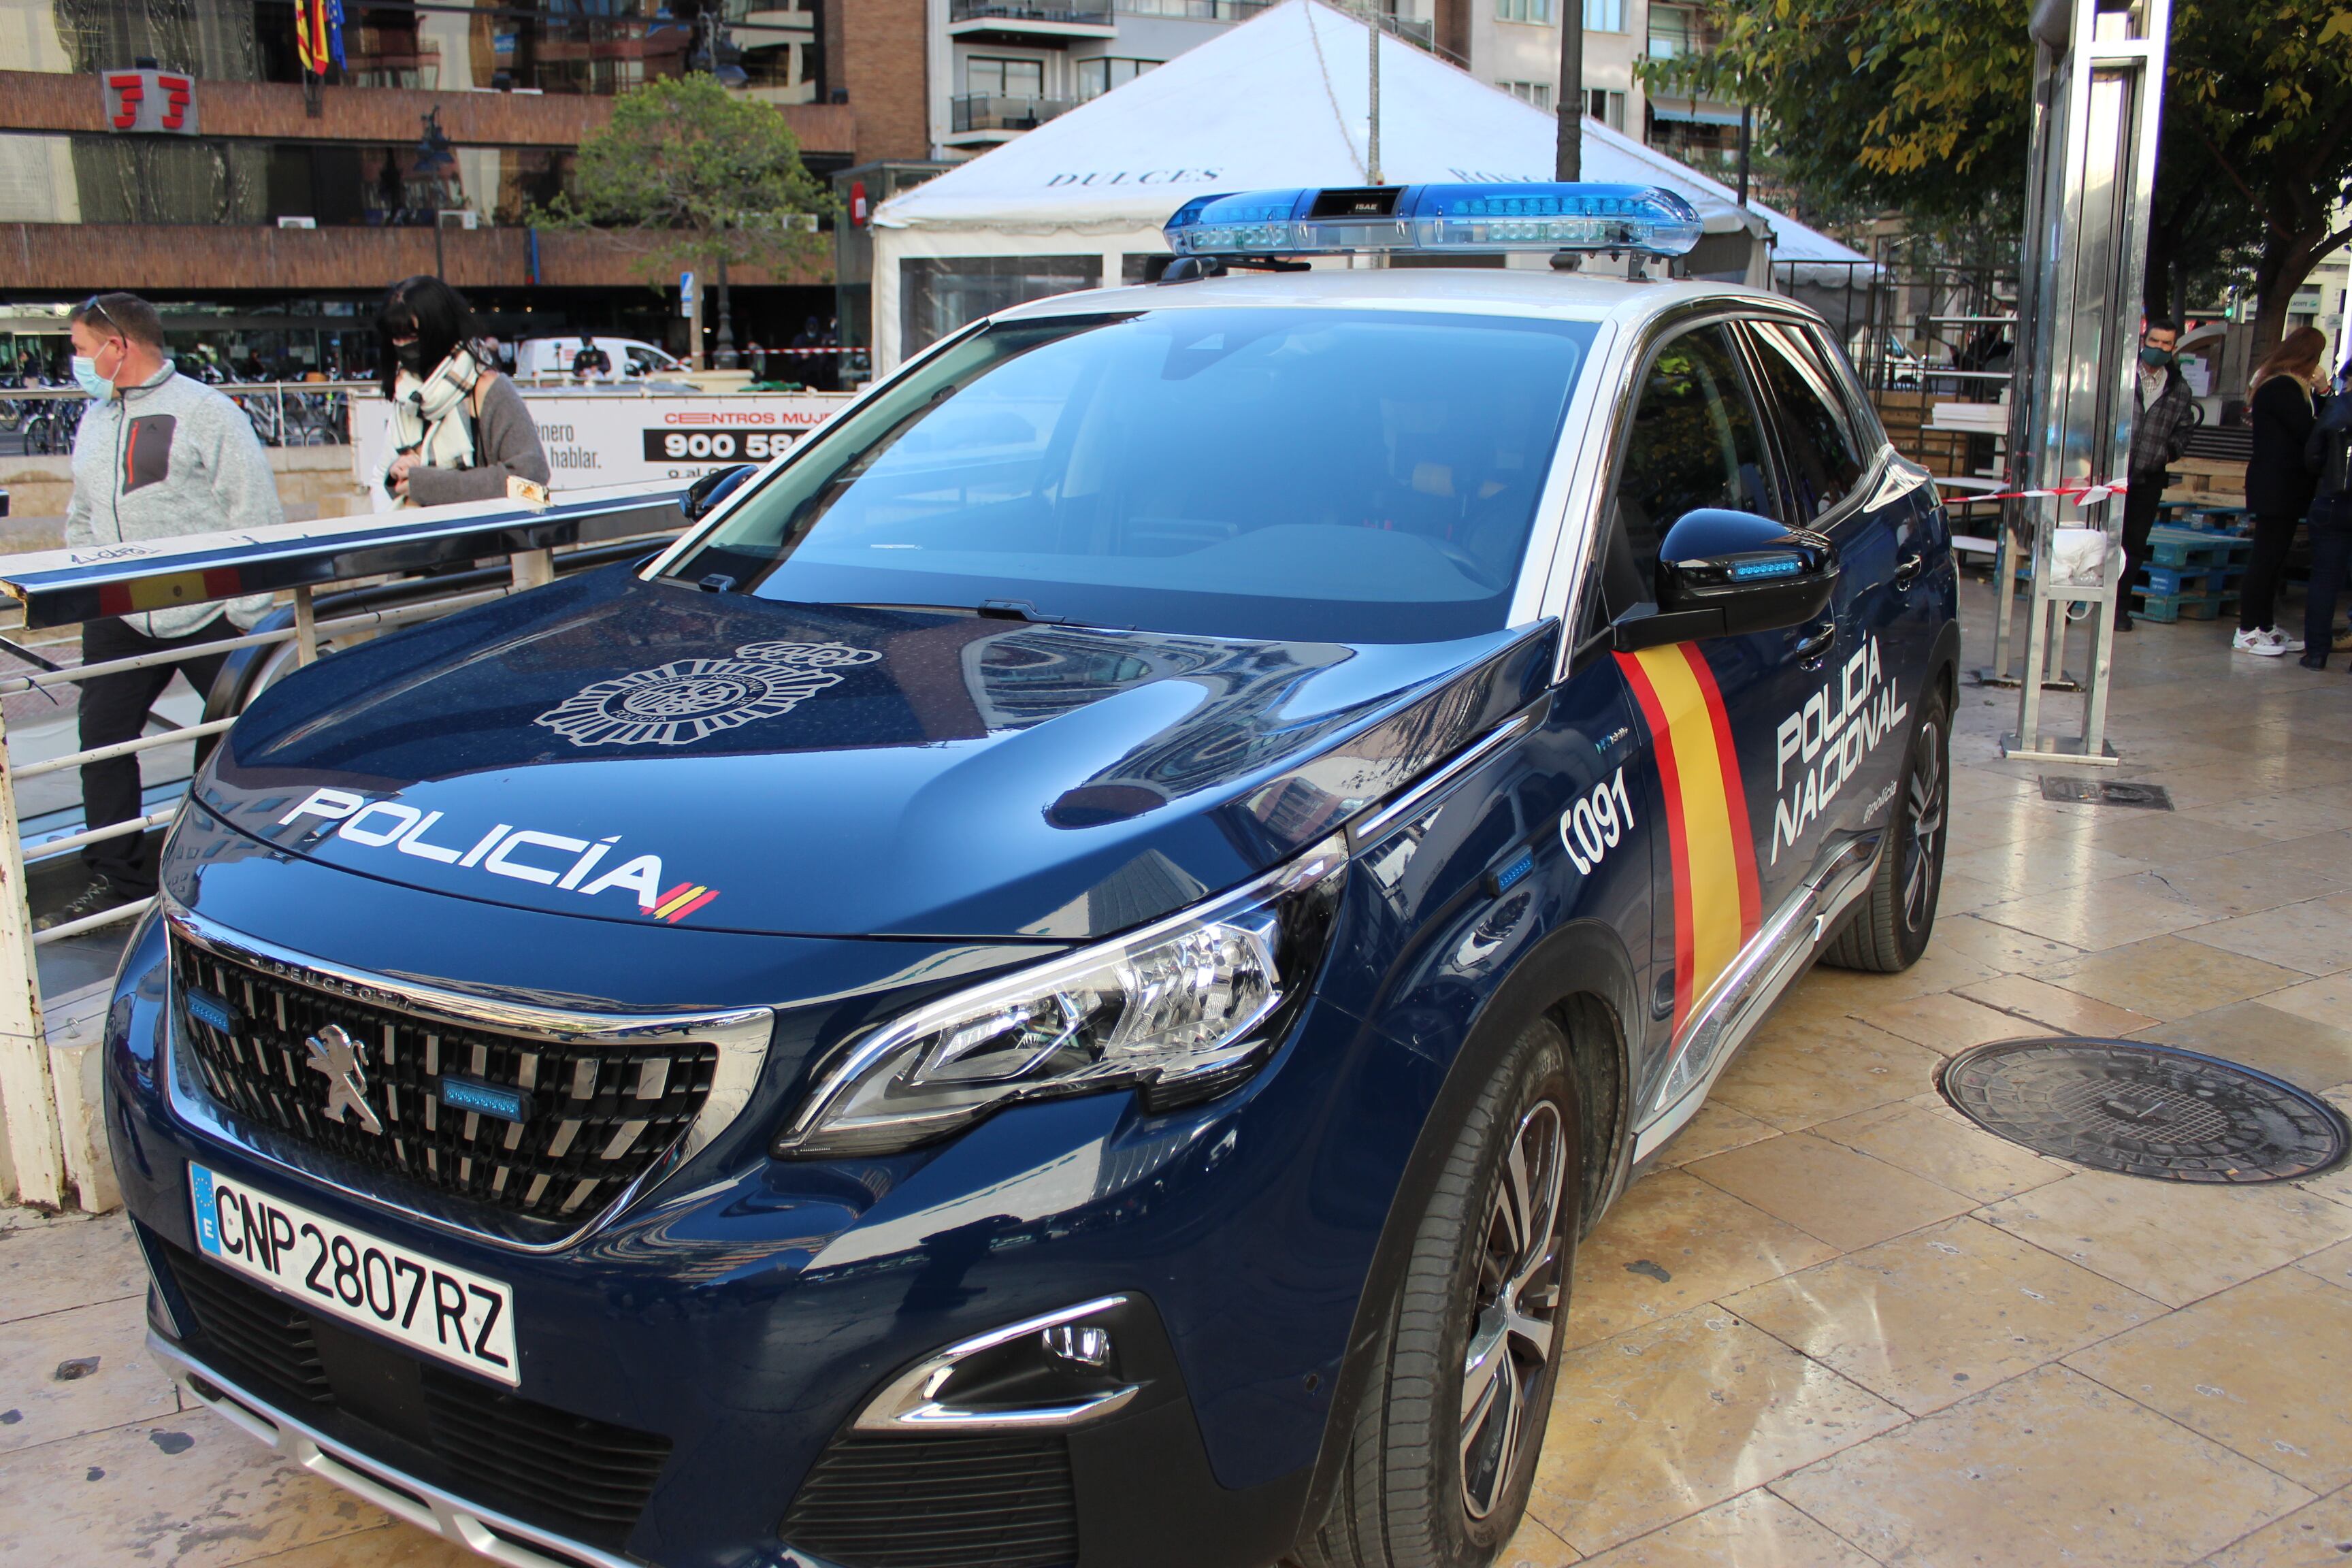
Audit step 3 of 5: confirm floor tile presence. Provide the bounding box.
[2125,853,2350,921]
[235,1524,481,1567]
[1686,1134,1974,1253]
[2069,1267,2352,1493]
[1772,1364,2313,1568]
[1726,1215,2160,1416]
[1954,972,2162,1037]
[1807,1098,2072,1205]
[1500,1513,1585,1567]
[1912,913,2088,976]
[2296,1237,2352,1293]
[1707,1017,1945,1132]
[2249,973,2352,1039]
[2198,1484,2352,1567]
[1564,1172,1838,1351]
[2129,1001,2352,1094]
[1850,989,2040,1056]
[1571,1488,1879,1568]
[2180,790,2352,843]
[0,1418,388,1568]
[0,1215,146,1326]
[1648,1099,1778,1168]
[1928,870,2002,915]
[0,1295,178,1457]
[2078,814,2281,869]
[1974,875,2212,951]
[1786,941,2001,1008]
[2032,934,2306,1024]
[1529,1309,1903,1555]
[1979,1169,2352,1307]
[1943,836,2143,899]
[2186,898,2352,978]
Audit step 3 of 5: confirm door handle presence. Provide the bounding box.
[1793,620,1837,666]
[1894,552,1924,589]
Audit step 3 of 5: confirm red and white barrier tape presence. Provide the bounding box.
[1950,479,2129,506]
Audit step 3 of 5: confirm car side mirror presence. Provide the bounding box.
[1614,508,1839,651]
[680,463,757,522]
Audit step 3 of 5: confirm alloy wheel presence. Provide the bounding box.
[1901,717,1946,934]
[1458,1098,1567,1519]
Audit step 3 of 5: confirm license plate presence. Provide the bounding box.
[189,1163,519,1386]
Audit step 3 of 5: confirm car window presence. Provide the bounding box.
[1595,323,1778,619]
[1746,321,1867,520]
[669,308,1595,644]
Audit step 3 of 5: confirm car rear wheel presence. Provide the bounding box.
[1820,687,1949,973]
[1298,1017,1579,1568]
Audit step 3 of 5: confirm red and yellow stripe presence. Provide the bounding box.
[97,567,247,617]
[1616,645,1761,1033]
[651,882,721,924]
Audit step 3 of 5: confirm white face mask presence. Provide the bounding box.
[71,354,114,400]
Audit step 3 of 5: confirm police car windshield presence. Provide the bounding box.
[668,308,1594,643]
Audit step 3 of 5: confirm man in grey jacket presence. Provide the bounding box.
[56,292,281,926]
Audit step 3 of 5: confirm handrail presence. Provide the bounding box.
[0,478,699,1212]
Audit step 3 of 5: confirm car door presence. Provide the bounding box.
[1585,318,1817,1104]
[1737,316,1918,870]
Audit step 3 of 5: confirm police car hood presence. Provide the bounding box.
[193,568,1552,940]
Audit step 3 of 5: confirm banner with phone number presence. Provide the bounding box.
[354,390,853,497]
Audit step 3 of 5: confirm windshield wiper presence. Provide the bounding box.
[833,599,1089,626]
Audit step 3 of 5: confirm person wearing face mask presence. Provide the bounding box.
[375,275,549,509]
[54,292,282,929]
[2117,318,2200,632]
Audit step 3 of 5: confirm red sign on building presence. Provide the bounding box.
[103,69,198,135]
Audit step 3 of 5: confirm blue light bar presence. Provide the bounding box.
[1163,182,1704,259]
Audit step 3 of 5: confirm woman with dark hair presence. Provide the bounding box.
[374,274,549,508]
[2235,325,2328,655]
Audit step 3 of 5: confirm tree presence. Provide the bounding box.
[536,72,832,321]
[1645,0,2352,354]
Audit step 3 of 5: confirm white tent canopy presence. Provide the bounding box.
[868,0,1867,368]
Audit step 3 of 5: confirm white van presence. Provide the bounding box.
[512,336,684,382]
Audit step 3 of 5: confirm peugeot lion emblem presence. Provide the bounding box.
[534,640,881,749]
[305,1023,385,1136]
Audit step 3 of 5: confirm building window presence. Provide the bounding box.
[1586,88,1625,129]
[1501,80,1553,110]
[964,55,1046,99]
[1584,0,1625,29]
[1494,0,1554,23]
[1648,3,1698,58]
[1077,57,1160,99]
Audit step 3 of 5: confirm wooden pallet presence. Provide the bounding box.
[2132,587,2238,622]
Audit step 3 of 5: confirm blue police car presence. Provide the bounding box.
[108,185,1957,1568]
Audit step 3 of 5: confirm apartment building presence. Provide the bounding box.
[0,0,932,372]
[918,0,1737,168]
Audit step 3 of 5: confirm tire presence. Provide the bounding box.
[1821,685,1950,973]
[1299,1017,1580,1568]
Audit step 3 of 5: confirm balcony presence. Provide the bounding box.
[949,94,1076,142]
[1116,0,1274,17]
[947,0,1117,44]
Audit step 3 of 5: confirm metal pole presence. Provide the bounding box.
[294,584,319,665]
[0,698,63,1208]
[1555,0,1583,180]
[1367,4,1381,184]
[1736,104,1752,208]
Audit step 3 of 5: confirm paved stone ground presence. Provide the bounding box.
[7,576,2352,1567]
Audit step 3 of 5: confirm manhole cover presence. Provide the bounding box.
[2040,777,2173,809]
[1940,1039,2349,1182]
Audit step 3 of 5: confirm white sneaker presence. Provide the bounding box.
[2270,629,2307,653]
[2234,627,2288,656]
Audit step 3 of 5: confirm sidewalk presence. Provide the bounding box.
[4,577,2350,1567]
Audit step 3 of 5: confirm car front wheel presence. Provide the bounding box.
[1822,687,1950,973]
[1298,1016,1579,1568]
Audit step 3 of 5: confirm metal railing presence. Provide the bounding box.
[0,480,693,1211]
[1,380,371,451]
[949,0,1113,21]
[951,94,1077,133]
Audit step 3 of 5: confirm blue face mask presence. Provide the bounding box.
[70,354,114,401]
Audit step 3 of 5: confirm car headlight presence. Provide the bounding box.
[775,835,1349,1158]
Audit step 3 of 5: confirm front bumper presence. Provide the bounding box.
[109,890,1422,1568]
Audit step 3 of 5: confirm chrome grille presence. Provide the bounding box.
[172,933,718,1224]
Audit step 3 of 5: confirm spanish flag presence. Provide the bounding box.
[1617,645,1762,1034]
[294,0,329,74]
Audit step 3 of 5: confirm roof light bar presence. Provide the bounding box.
[1163,182,1703,259]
